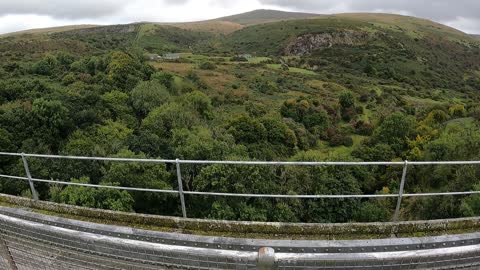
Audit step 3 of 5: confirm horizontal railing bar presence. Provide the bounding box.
[409,161,480,165]
[1,174,480,199]
[182,191,398,198]
[4,152,480,166]
[0,152,403,165]
[0,174,29,181]
[0,152,177,164]
[177,160,404,166]
[30,178,179,194]
[403,191,480,197]
[0,175,178,194]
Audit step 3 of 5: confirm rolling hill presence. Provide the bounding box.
[0,24,98,37]
[1,10,479,90]
[163,9,321,35]
[216,9,320,25]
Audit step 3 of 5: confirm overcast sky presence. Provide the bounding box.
[0,0,479,34]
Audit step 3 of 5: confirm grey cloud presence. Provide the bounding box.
[259,0,339,12]
[259,0,480,21]
[0,0,129,19]
[163,0,190,5]
[347,0,480,21]
[259,0,480,33]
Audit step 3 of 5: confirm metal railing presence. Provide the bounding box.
[1,152,480,222]
[2,206,480,269]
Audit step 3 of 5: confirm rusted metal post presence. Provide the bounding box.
[21,153,38,200]
[393,160,408,222]
[176,159,187,218]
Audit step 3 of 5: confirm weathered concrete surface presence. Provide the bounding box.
[1,193,480,240]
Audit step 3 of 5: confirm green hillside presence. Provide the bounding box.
[220,14,480,90]
[1,11,480,223]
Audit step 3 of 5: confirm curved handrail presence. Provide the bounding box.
[1,206,480,269]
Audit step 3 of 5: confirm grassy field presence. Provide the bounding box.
[266,64,317,75]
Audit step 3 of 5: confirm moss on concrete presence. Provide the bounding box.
[1,194,479,240]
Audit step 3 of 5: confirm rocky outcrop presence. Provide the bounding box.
[284,31,373,56]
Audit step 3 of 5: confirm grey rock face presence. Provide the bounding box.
[285,31,373,56]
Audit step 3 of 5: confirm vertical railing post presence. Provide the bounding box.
[393,160,408,222]
[257,247,275,270]
[21,153,38,201]
[176,159,187,218]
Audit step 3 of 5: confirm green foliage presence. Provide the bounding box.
[50,177,134,212]
[245,101,267,117]
[181,91,213,119]
[64,120,132,156]
[461,184,480,217]
[261,117,297,147]
[172,127,245,160]
[101,90,136,125]
[230,56,248,62]
[102,149,173,214]
[198,62,216,70]
[353,120,374,136]
[372,112,416,154]
[0,128,15,152]
[250,77,278,94]
[424,110,449,125]
[329,134,354,147]
[107,51,146,91]
[151,72,174,91]
[354,200,391,222]
[32,54,59,76]
[142,103,199,138]
[30,98,70,148]
[284,151,363,222]
[135,24,212,52]
[353,144,396,161]
[449,104,466,118]
[131,81,170,116]
[193,163,278,221]
[280,98,330,133]
[339,91,355,109]
[227,115,266,144]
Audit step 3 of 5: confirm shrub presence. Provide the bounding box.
[341,107,356,121]
[339,91,355,109]
[353,120,374,136]
[198,62,216,70]
[329,133,353,147]
[227,115,266,144]
[449,104,466,118]
[470,106,480,121]
[230,56,248,62]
